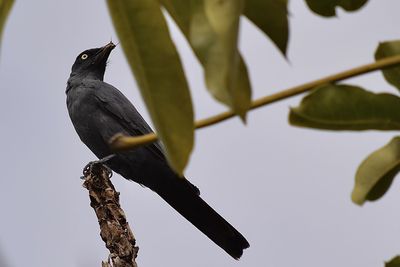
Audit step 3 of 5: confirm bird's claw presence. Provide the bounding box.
[82,155,115,179]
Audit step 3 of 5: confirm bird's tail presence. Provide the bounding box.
[152,176,250,259]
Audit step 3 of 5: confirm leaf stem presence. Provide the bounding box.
[109,55,400,151]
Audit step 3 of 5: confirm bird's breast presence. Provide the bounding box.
[67,88,112,158]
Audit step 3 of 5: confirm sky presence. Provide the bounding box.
[1,1,400,267]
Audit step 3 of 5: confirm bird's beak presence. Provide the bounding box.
[94,41,116,65]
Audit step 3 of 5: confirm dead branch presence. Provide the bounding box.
[82,162,139,267]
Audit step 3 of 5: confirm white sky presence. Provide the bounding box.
[1,1,400,267]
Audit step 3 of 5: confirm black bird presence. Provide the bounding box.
[66,42,249,259]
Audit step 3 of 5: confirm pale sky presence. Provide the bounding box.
[1,1,400,267]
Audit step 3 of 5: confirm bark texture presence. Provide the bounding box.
[83,162,138,267]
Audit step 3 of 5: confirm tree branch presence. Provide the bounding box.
[109,54,400,151]
[83,162,139,267]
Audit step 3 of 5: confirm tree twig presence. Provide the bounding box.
[83,162,139,267]
[109,54,400,151]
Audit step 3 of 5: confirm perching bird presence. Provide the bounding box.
[66,42,249,259]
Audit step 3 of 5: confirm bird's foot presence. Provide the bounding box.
[81,154,115,179]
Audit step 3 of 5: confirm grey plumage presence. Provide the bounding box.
[66,42,249,259]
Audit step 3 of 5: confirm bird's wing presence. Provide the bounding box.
[87,81,201,195]
[89,81,166,161]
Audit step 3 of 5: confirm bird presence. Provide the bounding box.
[66,42,249,259]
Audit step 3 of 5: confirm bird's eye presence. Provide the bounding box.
[81,54,88,60]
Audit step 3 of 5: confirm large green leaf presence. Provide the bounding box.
[289,84,400,131]
[203,0,249,119]
[161,0,251,120]
[106,0,194,175]
[0,0,14,49]
[386,256,400,267]
[305,0,368,17]
[375,40,400,91]
[158,0,191,35]
[244,0,289,56]
[352,137,400,205]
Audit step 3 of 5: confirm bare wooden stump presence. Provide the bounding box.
[82,162,139,267]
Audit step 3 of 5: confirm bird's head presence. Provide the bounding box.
[70,42,116,80]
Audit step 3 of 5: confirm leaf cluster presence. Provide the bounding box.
[290,41,400,206]
[105,0,371,174]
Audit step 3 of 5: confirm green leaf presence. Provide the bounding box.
[161,0,252,120]
[375,40,400,91]
[158,0,191,35]
[106,0,194,175]
[0,0,14,50]
[244,0,289,56]
[289,84,400,131]
[352,137,400,205]
[386,256,400,267]
[203,0,248,119]
[305,0,368,17]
